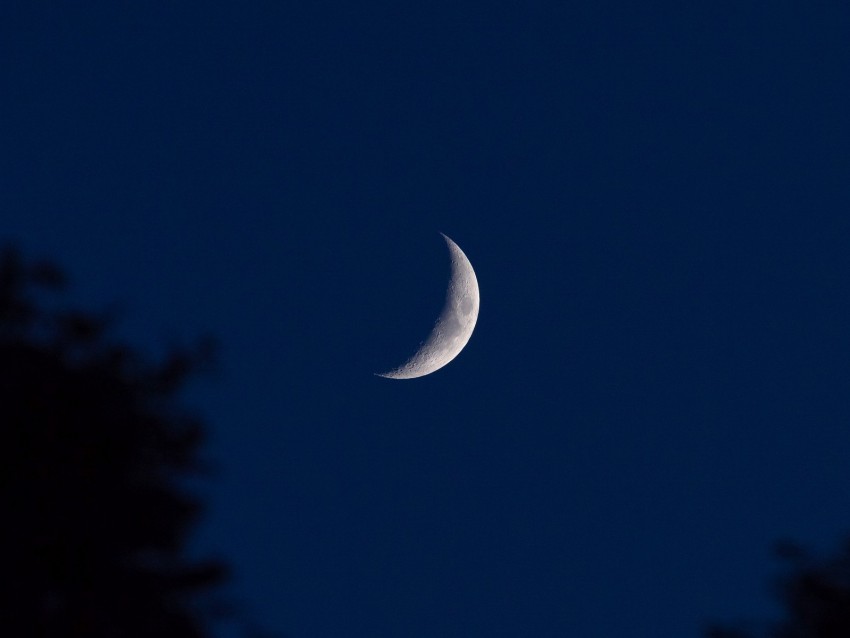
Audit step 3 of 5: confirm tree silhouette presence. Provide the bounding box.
[707,537,850,638]
[0,246,226,637]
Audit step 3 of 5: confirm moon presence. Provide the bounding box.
[377,233,480,379]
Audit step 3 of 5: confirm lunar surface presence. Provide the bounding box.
[377,233,479,379]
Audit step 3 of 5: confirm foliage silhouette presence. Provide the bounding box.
[707,537,850,638]
[0,246,226,637]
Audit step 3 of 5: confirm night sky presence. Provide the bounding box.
[4,2,850,636]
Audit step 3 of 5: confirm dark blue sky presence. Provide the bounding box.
[4,2,850,636]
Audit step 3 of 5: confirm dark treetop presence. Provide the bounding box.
[0,247,225,638]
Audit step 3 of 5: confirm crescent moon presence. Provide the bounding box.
[377,233,480,379]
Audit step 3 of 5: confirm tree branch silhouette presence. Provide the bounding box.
[707,536,850,638]
[1,246,226,637]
